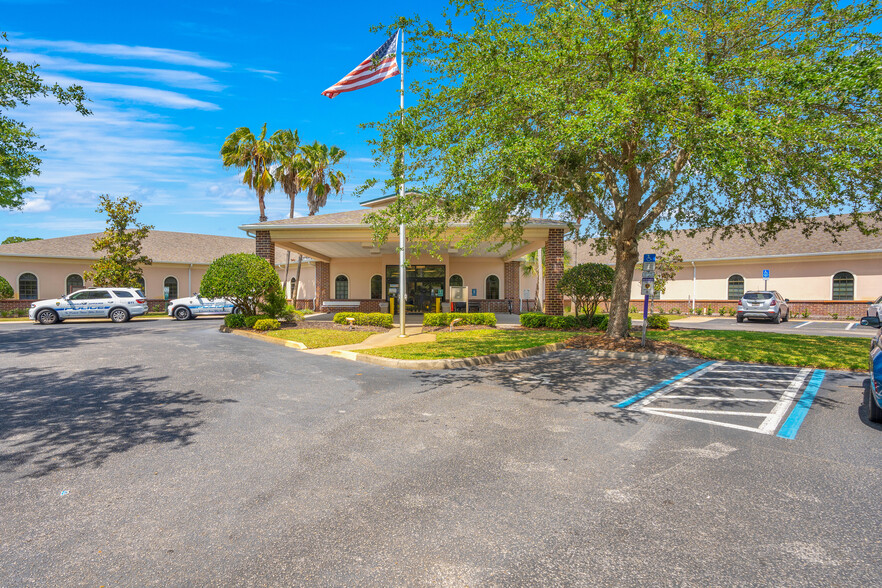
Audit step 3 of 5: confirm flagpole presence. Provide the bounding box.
[398,29,407,337]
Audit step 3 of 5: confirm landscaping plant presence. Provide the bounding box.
[0,276,13,299]
[252,318,281,331]
[557,263,615,326]
[647,315,670,330]
[332,312,393,328]
[200,253,281,316]
[224,314,247,329]
[423,312,496,327]
[83,195,153,288]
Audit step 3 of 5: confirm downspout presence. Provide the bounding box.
[188,264,192,295]
[691,262,696,312]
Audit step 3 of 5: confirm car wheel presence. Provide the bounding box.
[782,310,789,322]
[37,309,59,325]
[736,316,744,323]
[772,312,781,324]
[174,306,192,321]
[110,308,130,323]
[868,385,882,423]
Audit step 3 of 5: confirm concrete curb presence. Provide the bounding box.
[227,328,308,349]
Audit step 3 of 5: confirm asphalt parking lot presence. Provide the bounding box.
[1,319,879,586]
[665,316,876,338]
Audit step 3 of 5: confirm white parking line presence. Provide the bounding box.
[846,322,856,330]
[794,321,814,329]
[626,363,813,436]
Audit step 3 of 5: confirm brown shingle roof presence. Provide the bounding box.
[0,231,287,265]
[570,218,882,264]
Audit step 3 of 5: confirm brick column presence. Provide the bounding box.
[504,260,521,313]
[544,228,564,316]
[255,230,275,266]
[315,261,330,308]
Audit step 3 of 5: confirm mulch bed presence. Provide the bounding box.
[565,333,706,359]
[285,321,388,333]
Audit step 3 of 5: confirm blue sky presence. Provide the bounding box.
[1,0,428,240]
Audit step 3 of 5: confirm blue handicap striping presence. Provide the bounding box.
[776,369,826,440]
[614,361,717,408]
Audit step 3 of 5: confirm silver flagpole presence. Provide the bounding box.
[398,29,407,337]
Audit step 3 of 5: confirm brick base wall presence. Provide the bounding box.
[634,299,873,319]
[291,299,316,311]
[255,230,275,266]
[321,299,384,313]
[0,299,32,311]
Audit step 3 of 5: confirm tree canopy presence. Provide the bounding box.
[1,32,90,210]
[83,195,153,288]
[200,253,281,316]
[364,0,882,337]
[2,236,41,245]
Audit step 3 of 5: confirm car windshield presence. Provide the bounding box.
[743,293,773,301]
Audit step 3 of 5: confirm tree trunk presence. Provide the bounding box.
[283,251,292,299]
[293,254,304,307]
[606,232,640,339]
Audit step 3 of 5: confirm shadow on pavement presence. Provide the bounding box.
[0,322,171,357]
[0,365,236,478]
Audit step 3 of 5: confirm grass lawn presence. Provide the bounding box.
[629,313,692,321]
[360,329,585,360]
[266,328,374,349]
[0,317,29,322]
[647,329,869,371]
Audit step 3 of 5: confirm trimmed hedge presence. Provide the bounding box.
[647,315,670,330]
[520,312,547,328]
[224,314,246,328]
[253,318,281,331]
[333,312,393,328]
[545,315,580,330]
[423,312,497,327]
[244,315,270,328]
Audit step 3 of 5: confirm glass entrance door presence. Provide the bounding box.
[386,265,446,312]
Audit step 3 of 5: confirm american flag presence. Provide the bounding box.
[322,30,400,99]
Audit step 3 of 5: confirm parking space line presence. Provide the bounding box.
[647,408,769,416]
[613,361,718,408]
[846,322,856,330]
[641,409,765,433]
[679,385,789,391]
[777,370,827,440]
[794,321,814,329]
[661,395,781,402]
[757,368,812,434]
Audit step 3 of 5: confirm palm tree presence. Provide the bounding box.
[292,141,347,298]
[220,123,279,222]
[272,129,303,293]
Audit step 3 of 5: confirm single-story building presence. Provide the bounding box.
[571,218,882,317]
[240,193,569,315]
[0,231,288,311]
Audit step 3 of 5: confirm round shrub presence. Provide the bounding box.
[200,253,281,316]
[0,276,13,299]
[244,314,270,328]
[423,312,496,327]
[647,315,670,330]
[252,318,281,331]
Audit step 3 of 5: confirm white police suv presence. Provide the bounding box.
[167,294,237,320]
[29,287,148,325]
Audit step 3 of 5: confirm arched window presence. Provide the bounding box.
[135,276,146,294]
[163,276,178,300]
[449,274,463,288]
[832,271,854,300]
[66,274,84,294]
[18,273,38,300]
[370,275,382,299]
[485,275,500,300]
[727,274,745,300]
[335,275,349,299]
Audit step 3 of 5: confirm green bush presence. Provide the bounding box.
[596,314,632,332]
[332,312,393,328]
[252,318,281,331]
[224,314,246,328]
[545,315,580,330]
[0,276,13,299]
[244,315,270,328]
[280,304,303,323]
[520,312,547,328]
[670,308,681,314]
[200,253,281,316]
[258,285,288,319]
[647,315,670,330]
[423,312,496,327]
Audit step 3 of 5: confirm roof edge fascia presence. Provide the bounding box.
[239,221,567,231]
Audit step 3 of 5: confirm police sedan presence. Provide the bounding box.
[29,287,148,325]
[167,294,237,320]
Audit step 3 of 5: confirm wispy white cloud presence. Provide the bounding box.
[19,197,52,213]
[246,68,280,75]
[7,52,225,91]
[48,74,220,110]
[8,36,230,69]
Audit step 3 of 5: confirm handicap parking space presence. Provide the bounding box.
[615,361,827,438]
[674,317,875,338]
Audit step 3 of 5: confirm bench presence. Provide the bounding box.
[321,300,360,310]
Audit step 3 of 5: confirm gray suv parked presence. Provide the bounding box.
[737,291,790,324]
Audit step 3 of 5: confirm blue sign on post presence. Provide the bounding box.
[644,253,656,263]
[762,269,770,279]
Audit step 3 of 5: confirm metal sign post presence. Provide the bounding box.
[641,254,656,348]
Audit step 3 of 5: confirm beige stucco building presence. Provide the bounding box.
[0,231,287,308]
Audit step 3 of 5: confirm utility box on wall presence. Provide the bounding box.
[450,285,468,312]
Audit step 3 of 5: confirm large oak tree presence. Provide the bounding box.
[364,0,882,338]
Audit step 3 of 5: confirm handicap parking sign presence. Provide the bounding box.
[471,288,477,297]
[762,269,770,279]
